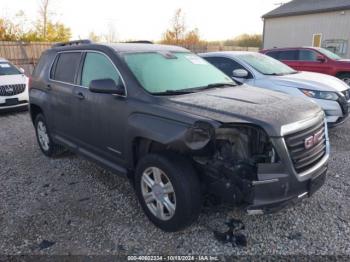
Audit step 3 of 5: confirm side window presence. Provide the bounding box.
[278,50,298,61]
[51,52,82,83]
[299,50,318,61]
[205,57,249,77]
[265,51,280,59]
[81,52,122,88]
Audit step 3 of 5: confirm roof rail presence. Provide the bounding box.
[53,39,92,48]
[125,40,153,44]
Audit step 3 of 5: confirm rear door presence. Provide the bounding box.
[275,50,301,70]
[73,51,127,164]
[49,52,83,143]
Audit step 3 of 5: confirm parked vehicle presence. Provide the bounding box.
[261,47,350,86]
[30,40,329,231]
[200,51,350,126]
[0,58,28,111]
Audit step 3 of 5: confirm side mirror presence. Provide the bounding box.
[89,78,125,95]
[19,68,25,74]
[232,69,249,78]
[317,55,326,63]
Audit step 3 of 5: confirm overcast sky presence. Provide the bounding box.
[0,0,287,41]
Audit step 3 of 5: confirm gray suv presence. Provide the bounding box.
[29,40,329,231]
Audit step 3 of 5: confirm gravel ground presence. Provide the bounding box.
[0,111,349,256]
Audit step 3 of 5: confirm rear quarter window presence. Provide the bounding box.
[51,52,82,84]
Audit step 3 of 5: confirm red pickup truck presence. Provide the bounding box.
[261,47,350,85]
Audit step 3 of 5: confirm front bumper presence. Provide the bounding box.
[0,88,29,111]
[245,114,329,214]
[312,97,350,125]
[246,163,327,214]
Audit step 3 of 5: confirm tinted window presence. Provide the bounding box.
[265,51,280,59]
[205,57,248,77]
[0,61,21,76]
[81,52,121,88]
[299,50,318,61]
[278,50,298,61]
[52,52,81,83]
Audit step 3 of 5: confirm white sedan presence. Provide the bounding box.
[0,58,29,111]
[200,51,350,126]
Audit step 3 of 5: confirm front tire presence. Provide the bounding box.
[34,113,65,157]
[135,153,202,232]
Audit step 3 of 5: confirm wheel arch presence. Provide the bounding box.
[29,103,43,124]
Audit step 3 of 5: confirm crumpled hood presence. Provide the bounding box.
[267,71,349,92]
[165,85,323,136]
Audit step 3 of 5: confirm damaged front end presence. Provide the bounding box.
[185,123,279,209]
[165,117,328,214]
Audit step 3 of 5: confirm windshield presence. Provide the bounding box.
[237,53,297,75]
[0,61,21,76]
[316,48,342,60]
[123,52,233,94]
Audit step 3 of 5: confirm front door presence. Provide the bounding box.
[74,51,127,164]
[296,49,331,74]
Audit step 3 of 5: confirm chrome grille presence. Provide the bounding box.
[0,84,26,96]
[285,120,326,173]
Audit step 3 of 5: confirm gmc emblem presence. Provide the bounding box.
[304,130,323,149]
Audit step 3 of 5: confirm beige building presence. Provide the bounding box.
[262,0,350,58]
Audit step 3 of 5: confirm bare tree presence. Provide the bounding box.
[104,22,118,43]
[38,0,50,39]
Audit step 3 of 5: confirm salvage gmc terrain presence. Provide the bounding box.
[29,40,329,231]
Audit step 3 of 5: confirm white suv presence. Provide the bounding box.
[0,58,29,111]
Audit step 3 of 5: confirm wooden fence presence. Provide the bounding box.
[0,41,53,74]
[0,41,259,75]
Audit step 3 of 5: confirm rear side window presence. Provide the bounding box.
[51,52,82,84]
[278,50,298,61]
[81,52,122,88]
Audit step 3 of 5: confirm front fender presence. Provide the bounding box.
[125,113,216,167]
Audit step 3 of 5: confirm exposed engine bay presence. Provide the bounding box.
[189,125,278,205]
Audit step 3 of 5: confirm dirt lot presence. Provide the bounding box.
[0,111,350,256]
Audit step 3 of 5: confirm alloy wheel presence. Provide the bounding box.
[141,167,176,221]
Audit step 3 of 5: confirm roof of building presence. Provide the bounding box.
[263,0,350,18]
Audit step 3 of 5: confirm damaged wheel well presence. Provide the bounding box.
[132,137,168,167]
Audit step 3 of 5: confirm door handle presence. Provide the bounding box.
[47,84,52,90]
[75,92,85,100]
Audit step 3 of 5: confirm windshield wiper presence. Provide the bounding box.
[152,90,195,96]
[189,82,237,92]
[206,82,237,88]
[265,72,298,76]
[152,82,236,95]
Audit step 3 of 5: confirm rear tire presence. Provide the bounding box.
[34,113,65,157]
[135,153,202,232]
[337,73,350,86]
